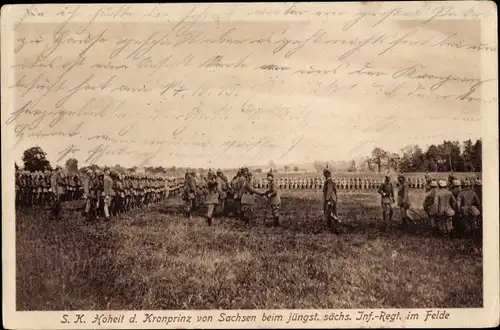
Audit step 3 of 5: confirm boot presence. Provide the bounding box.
[206,216,212,226]
[273,216,280,227]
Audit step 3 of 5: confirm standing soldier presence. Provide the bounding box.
[50,167,64,219]
[263,171,281,227]
[215,170,228,216]
[183,171,197,219]
[423,180,439,231]
[102,168,114,219]
[450,179,463,235]
[457,180,481,250]
[240,171,263,224]
[234,168,248,219]
[436,180,456,236]
[378,174,394,227]
[397,175,411,228]
[204,172,220,226]
[323,167,339,232]
[82,169,93,219]
[114,173,124,215]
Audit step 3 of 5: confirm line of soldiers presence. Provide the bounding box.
[251,175,480,190]
[15,167,185,220]
[81,167,176,220]
[15,169,83,209]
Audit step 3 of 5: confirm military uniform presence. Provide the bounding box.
[397,176,410,227]
[450,180,462,233]
[323,170,339,231]
[378,176,394,224]
[436,180,456,235]
[240,173,262,223]
[215,171,228,216]
[102,170,114,219]
[204,174,220,225]
[423,181,439,229]
[263,172,281,227]
[183,173,197,218]
[83,171,93,219]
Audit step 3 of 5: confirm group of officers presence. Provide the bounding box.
[182,167,282,227]
[15,167,184,220]
[182,167,482,244]
[377,172,482,244]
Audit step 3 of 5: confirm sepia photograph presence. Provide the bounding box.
[2,1,498,329]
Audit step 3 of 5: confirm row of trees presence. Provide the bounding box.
[357,139,482,173]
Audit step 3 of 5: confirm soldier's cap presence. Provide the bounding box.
[438,180,447,187]
[267,172,274,178]
[323,169,331,176]
[452,179,461,186]
[430,180,438,187]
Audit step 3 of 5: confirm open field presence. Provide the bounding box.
[16,190,482,310]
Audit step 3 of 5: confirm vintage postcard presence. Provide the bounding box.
[2,1,499,329]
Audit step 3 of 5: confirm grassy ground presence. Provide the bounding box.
[16,190,482,310]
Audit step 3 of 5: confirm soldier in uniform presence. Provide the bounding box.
[113,172,124,215]
[234,169,248,219]
[240,171,263,223]
[450,179,463,235]
[436,180,456,236]
[102,168,114,219]
[377,174,394,227]
[50,167,64,219]
[397,175,411,228]
[215,170,228,216]
[457,180,481,249]
[263,171,281,227]
[204,171,220,226]
[82,169,93,219]
[423,180,439,231]
[323,167,339,232]
[183,171,197,218]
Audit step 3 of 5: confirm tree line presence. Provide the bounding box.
[312,139,482,173]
